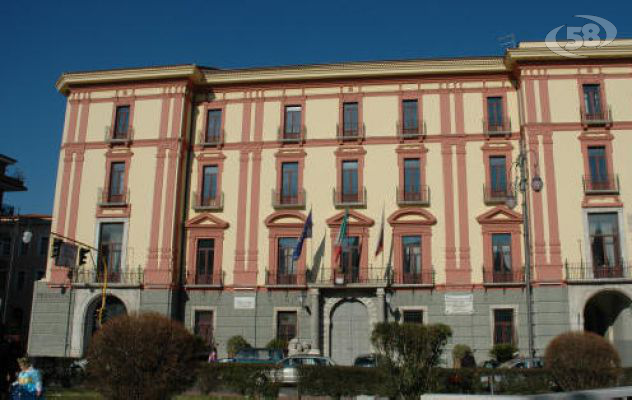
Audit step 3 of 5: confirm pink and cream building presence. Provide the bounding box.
[28,40,632,365]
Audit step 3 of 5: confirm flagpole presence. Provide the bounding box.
[381,204,385,269]
[309,205,314,281]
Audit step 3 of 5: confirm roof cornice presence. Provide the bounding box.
[506,41,632,67]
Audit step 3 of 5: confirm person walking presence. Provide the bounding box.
[207,345,218,363]
[10,357,44,399]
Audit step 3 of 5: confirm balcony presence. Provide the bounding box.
[0,204,15,216]
[272,189,306,209]
[72,268,143,286]
[483,268,525,286]
[396,186,430,207]
[97,187,129,207]
[483,184,513,205]
[392,269,435,286]
[265,270,307,287]
[198,129,224,148]
[483,118,512,138]
[581,106,613,128]
[185,271,224,287]
[105,125,134,145]
[397,121,426,141]
[310,266,388,287]
[0,168,26,192]
[278,126,306,144]
[583,175,620,195]
[192,191,224,212]
[336,123,365,142]
[333,187,367,208]
[565,262,631,283]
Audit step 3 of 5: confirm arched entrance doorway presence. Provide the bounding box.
[584,290,632,366]
[83,295,127,353]
[330,300,370,365]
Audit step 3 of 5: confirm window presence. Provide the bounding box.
[284,106,302,138]
[489,156,508,197]
[403,158,421,200]
[341,160,359,202]
[340,236,360,283]
[492,233,512,275]
[402,236,421,283]
[583,84,602,117]
[108,162,126,203]
[196,239,215,284]
[402,100,419,134]
[206,109,222,142]
[39,237,49,256]
[0,238,10,256]
[277,238,298,284]
[587,146,609,189]
[114,105,130,138]
[17,271,25,290]
[97,223,124,282]
[276,311,297,344]
[201,165,219,206]
[403,310,423,324]
[487,97,504,130]
[194,310,214,346]
[588,213,621,272]
[493,309,514,345]
[280,162,299,205]
[343,102,359,135]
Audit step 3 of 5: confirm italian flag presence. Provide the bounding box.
[375,208,384,256]
[333,209,349,264]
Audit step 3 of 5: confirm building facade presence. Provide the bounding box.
[28,41,632,365]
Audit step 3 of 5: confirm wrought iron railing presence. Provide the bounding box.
[483,183,513,205]
[278,126,306,144]
[483,118,512,137]
[392,268,435,286]
[272,189,306,209]
[192,191,224,211]
[185,270,224,286]
[336,123,365,141]
[582,175,620,195]
[311,266,389,286]
[396,185,430,206]
[265,270,307,286]
[72,268,144,285]
[0,203,15,216]
[565,261,631,282]
[198,129,224,147]
[105,125,134,144]
[97,187,129,206]
[333,187,367,208]
[483,268,525,285]
[396,120,427,141]
[581,106,613,127]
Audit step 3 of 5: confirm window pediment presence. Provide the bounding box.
[388,208,436,226]
[476,207,522,225]
[326,209,374,228]
[265,210,306,228]
[185,213,229,229]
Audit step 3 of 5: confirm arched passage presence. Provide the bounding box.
[330,300,370,365]
[584,290,632,366]
[82,295,127,354]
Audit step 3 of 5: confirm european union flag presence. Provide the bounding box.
[292,210,312,261]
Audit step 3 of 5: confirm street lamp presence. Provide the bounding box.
[505,144,542,361]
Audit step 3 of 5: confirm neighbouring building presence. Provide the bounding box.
[28,40,632,365]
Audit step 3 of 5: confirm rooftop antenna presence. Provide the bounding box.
[497,33,517,52]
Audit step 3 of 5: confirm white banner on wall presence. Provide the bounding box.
[234,296,256,310]
[444,294,474,315]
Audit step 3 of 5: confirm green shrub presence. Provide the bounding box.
[452,344,472,368]
[298,365,392,398]
[489,343,517,363]
[372,322,452,400]
[433,368,553,395]
[545,331,621,391]
[265,337,287,352]
[226,335,251,357]
[86,312,197,400]
[198,363,280,398]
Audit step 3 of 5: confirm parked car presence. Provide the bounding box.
[353,354,377,368]
[274,355,335,384]
[220,347,284,364]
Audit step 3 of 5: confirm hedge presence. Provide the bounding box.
[198,363,280,398]
[298,365,394,398]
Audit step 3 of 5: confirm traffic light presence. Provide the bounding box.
[51,239,62,259]
[78,248,90,266]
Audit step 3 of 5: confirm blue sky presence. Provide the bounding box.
[1,0,630,214]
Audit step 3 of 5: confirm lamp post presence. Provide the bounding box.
[505,138,543,360]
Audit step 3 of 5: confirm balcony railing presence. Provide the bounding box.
[198,129,224,147]
[483,268,525,285]
[0,203,15,216]
[483,184,513,205]
[192,191,224,211]
[278,126,306,144]
[565,262,631,282]
[105,125,134,145]
[97,187,129,207]
[583,175,620,195]
[311,266,388,286]
[396,121,427,141]
[392,268,435,286]
[333,187,367,208]
[396,186,430,206]
[185,271,224,287]
[265,270,307,286]
[336,123,365,142]
[483,118,512,138]
[72,268,143,286]
[272,189,306,209]
[581,106,613,127]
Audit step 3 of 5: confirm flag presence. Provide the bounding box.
[333,209,349,263]
[375,207,384,256]
[292,210,313,261]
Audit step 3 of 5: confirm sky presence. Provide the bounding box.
[1,0,630,214]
